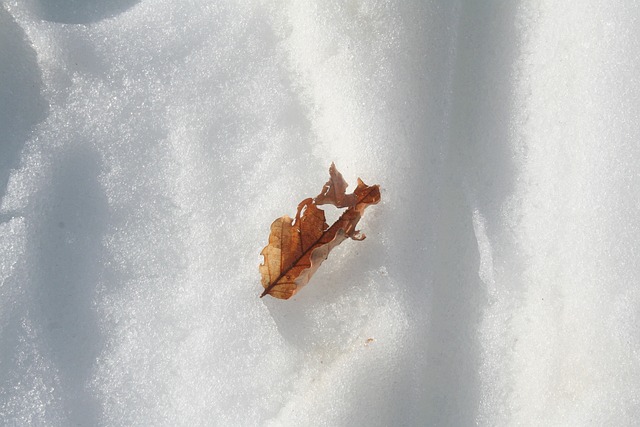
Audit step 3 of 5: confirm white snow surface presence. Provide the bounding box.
[2,1,640,425]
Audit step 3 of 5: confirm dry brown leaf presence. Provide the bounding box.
[315,162,357,208]
[259,163,380,299]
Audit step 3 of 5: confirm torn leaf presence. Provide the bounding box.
[259,163,380,299]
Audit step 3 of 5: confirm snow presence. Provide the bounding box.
[1,0,640,425]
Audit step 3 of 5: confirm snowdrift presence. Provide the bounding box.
[1,1,640,425]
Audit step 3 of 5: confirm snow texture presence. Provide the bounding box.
[2,1,640,425]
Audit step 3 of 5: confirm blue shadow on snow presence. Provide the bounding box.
[32,146,108,425]
[0,7,48,207]
[34,0,139,24]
